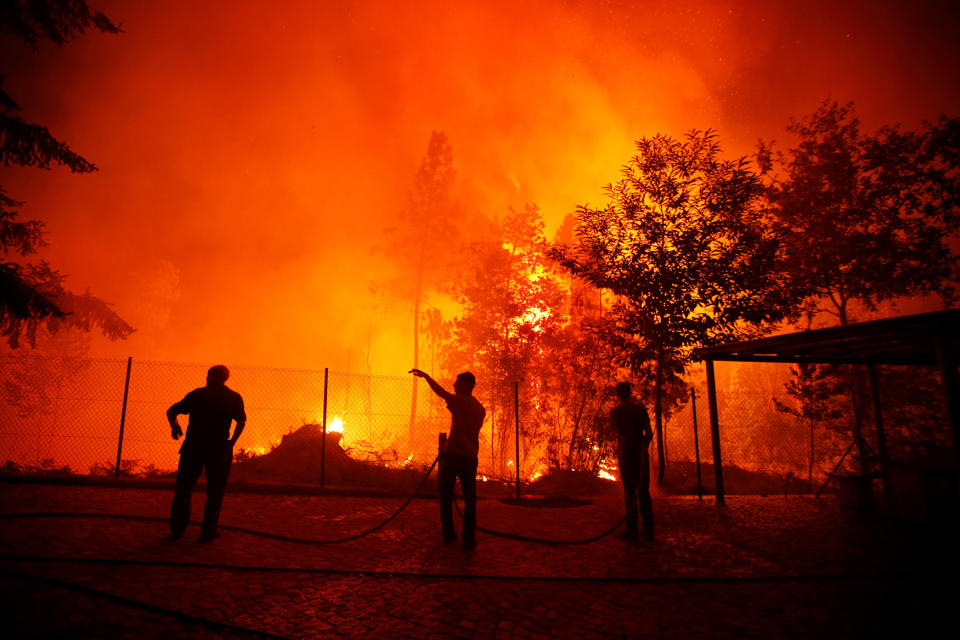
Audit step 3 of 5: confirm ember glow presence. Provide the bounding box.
[327,416,345,435]
[597,459,618,482]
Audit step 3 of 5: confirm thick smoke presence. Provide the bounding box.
[2,0,958,372]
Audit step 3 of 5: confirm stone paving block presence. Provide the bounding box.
[1,484,957,639]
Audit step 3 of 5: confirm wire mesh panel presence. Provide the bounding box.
[0,354,129,474]
[12,353,930,493]
[663,385,862,492]
[328,370,434,466]
[0,356,490,480]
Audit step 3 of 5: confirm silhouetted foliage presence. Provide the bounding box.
[551,130,804,481]
[0,93,97,171]
[758,100,960,324]
[0,3,133,348]
[0,0,120,48]
[765,102,960,467]
[1,457,72,476]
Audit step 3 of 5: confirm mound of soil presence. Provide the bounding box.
[232,424,431,491]
[525,469,620,497]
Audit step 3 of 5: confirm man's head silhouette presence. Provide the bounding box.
[615,381,632,401]
[206,365,230,387]
[454,371,476,395]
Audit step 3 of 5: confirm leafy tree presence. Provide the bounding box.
[551,130,802,482]
[757,100,960,324]
[441,204,568,476]
[773,361,848,486]
[763,101,960,470]
[1,0,119,47]
[536,319,621,474]
[1,1,132,348]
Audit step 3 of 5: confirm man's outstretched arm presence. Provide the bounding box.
[409,369,453,400]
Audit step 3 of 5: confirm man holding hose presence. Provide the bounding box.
[409,369,485,551]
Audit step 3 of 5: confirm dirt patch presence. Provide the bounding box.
[231,424,432,491]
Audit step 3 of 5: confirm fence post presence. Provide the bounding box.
[691,386,702,501]
[114,357,132,479]
[514,381,521,500]
[706,359,725,504]
[321,367,328,488]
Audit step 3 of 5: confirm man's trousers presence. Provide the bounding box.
[439,453,478,544]
[170,444,233,539]
[619,451,654,539]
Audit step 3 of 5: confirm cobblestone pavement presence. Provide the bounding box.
[1,482,956,638]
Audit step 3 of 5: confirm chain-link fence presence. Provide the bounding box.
[0,354,129,475]
[2,354,950,494]
[0,355,504,482]
[662,387,833,494]
[660,365,953,494]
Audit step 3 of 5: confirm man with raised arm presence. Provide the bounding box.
[167,364,246,542]
[409,368,486,551]
[611,381,654,541]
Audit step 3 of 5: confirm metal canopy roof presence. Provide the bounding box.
[695,309,960,366]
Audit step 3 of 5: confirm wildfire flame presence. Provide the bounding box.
[598,458,618,482]
[326,416,344,434]
[521,306,551,332]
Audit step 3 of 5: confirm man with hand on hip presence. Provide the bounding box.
[167,364,246,542]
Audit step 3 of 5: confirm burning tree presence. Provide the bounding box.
[441,204,566,477]
[437,204,634,479]
[551,130,802,483]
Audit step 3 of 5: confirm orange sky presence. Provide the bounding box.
[3,0,960,373]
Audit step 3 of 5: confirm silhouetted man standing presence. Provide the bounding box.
[611,381,654,541]
[410,368,485,550]
[167,364,246,542]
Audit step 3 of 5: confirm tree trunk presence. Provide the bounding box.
[838,301,871,477]
[655,343,666,484]
[409,263,423,450]
[565,391,588,469]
